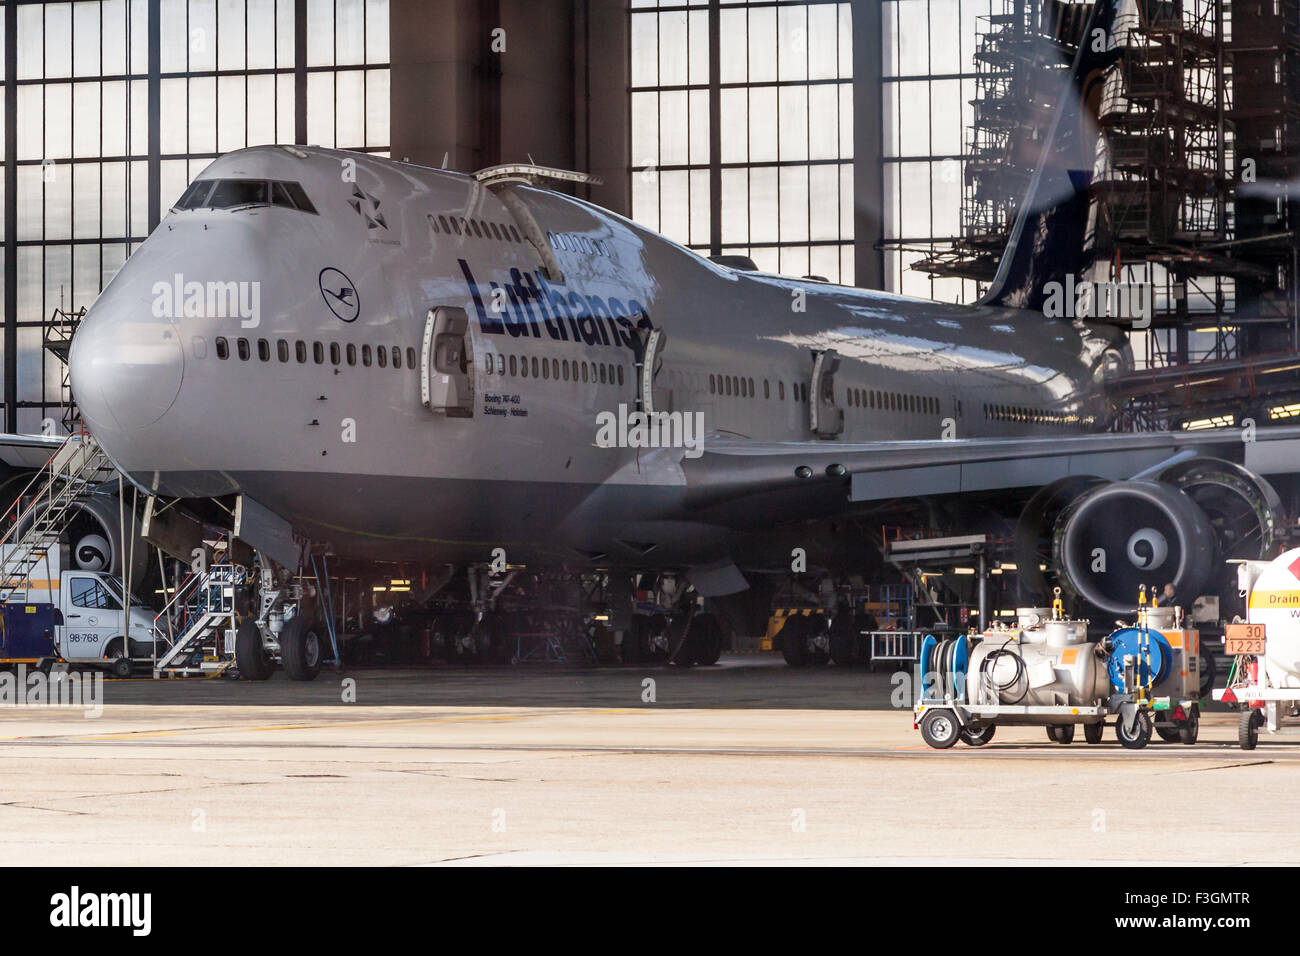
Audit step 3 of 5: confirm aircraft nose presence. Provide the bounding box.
[70,303,185,434]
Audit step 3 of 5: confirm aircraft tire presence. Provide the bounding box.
[236,620,273,680]
[280,617,322,681]
[780,616,809,667]
[689,614,724,666]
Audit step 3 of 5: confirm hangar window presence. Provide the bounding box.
[362,344,372,367]
[237,338,250,361]
[330,343,341,365]
[215,337,229,360]
[346,344,357,365]
[393,347,402,368]
[277,340,289,362]
[257,338,270,361]
[295,341,307,363]
[377,346,387,368]
[314,342,324,364]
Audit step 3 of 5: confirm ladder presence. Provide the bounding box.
[152,563,239,678]
[0,433,118,601]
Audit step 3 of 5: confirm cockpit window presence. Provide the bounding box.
[208,179,268,208]
[175,180,215,209]
[174,179,319,214]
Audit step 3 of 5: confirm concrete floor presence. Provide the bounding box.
[0,657,1296,865]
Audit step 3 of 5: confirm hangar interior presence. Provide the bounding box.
[1,0,1299,676]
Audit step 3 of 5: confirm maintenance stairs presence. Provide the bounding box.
[152,561,240,678]
[0,432,118,600]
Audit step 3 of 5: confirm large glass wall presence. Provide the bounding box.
[880,0,1005,302]
[630,0,854,283]
[5,0,390,433]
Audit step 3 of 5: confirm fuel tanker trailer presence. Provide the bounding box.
[1215,547,1300,748]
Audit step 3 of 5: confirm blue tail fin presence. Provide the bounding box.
[979,0,1122,311]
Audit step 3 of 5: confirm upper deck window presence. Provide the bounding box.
[174,179,318,214]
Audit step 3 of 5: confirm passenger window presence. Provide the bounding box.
[581,363,589,383]
[330,343,341,365]
[407,347,417,369]
[541,359,549,380]
[314,342,324,364]
[392,346,402,368]
[497,354,505,375]
[277,339,289,362]
[470,220,482,237]
[509,355,517,376]
[709,374,716,394]
[377,346,387,368]
[599,364,606,384]
[531,357,539,377]
[346,344,356,365]
[763,379,769,399]
[295,340,307,363]
[215,336,229,360]
[439,215,451,233]
[778,381,785,400]
[257,339,270,361]
[520,357,529,378]
[362,344,372,367]
[509,226,521,242]
[237,338,250,360]
[617,365,624,386]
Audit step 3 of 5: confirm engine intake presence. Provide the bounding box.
[1053,479,1215,616]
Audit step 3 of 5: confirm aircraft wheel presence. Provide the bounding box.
[687,613,724,666]
[1084,721,1104,744]
[280,617,322,681]
[1116,709,1152,750]
[235,620,273,680]
[1239,708,1262,750]
[919,709,961,749]
[780,616,809,667]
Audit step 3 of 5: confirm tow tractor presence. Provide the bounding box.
[1214,547,1300,749]
[913,587,1202,749]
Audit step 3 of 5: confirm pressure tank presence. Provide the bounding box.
[1245,546,1300,688]
[966,619,1110,707]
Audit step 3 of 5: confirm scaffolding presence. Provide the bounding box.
[916,0,1300,429]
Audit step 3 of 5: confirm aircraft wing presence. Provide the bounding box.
[681,425,1300,517]
[0,433,67,471]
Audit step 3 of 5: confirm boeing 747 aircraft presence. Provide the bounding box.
[46,0,1300,678]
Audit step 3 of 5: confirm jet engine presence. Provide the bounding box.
[17,491,149,584]
[1019,459,1282,617]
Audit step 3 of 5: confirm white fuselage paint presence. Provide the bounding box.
[69,147,1122,567]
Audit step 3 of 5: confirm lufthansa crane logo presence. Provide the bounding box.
[319,267,360,322]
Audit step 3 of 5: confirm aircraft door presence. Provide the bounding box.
[421,306,475,418]
[635,326,667,415]
[810,348,844,437]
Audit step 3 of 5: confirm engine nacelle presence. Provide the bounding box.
[1053,479,1216,616]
